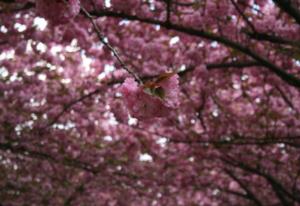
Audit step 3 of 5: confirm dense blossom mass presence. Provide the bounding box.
[0,0,300,205]
[36,0,80,24]
[120,74,179,119]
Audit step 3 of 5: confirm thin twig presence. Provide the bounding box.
[230,0,256,32]
[165,0,172,24]
[171,137,300,147]
[207,61,261,69]
[273,0,300,25]
[46,88,101,128]
[90,10,300,89]
[80,6,143,84]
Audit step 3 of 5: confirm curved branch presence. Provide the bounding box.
[273,0,300,25]
[224,169,263,206]
[80,6,143,84]
[246,31,300,48]
[171,136,300,147]
[0,142,98,174]
[230,0,256,32]
[90,10,300,89]
[207,61,261,70]
[46,88,101,128]
[222,156,300,204]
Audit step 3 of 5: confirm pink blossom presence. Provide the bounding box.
[111,0,139,12]
[120,76,179,119]
[36,0,80,25]
[3,1,300,205]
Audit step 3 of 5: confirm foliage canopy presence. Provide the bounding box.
[0,0,300,205]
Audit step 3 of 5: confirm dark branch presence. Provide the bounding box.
[230,0,256,32]
[90,10,300,89]
[171,136,300,147]
[0,1,34,13]
[3,1,300,88]
[46,88,101,128]
[222,156,300,204]
[246,31,300,48]
[207,61,261,70]
[274,85,295,110]
[173,1,195,7]
[0,0,17,3]
[273,0,300,25]
[166,0,172,24]
[0,142,98,174]
[64,178,91,206]
[224,169,263,206]
[80,6,143,84]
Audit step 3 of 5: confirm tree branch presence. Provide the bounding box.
[206,61,261,70]
[64,178,92,206]
[222,156,300,204]
[230,0,257,32]
[273,0,300,25]
[0,142,98,174]
[90,10,300,89]
[0,1,34,13]
[46,88,101,128]
[4,2,300,88]
[246,31,300,48]
[224,169,263,206]
[165,0,172,24]
[171,136,300,147]
[80,6,143,84]
[274,85,295,110]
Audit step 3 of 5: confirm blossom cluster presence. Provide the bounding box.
[36,0,80,25]
[120,74,180,119]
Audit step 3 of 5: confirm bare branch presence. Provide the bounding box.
[46,88,101,128]
[222,156,300,204]
[90,10,300,89]
[0,142,98,174]
[273,0,300,25]
[207,61,261,70]
[165,0,172,24]
[171,136,300,147]
[230,0,257,32]
[246,31,300,48]
[224,169,263,206]
[80,6,143,84]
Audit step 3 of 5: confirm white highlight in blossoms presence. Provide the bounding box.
[33,17,48,31]
[14,23,26,32]
[156,137,168,147]
[139,153,153,162]
[169,36,180,46]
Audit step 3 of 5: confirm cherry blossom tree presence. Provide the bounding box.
[0,0,300,205]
